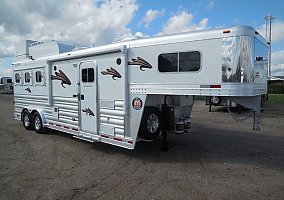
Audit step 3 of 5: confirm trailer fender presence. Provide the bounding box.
[21,108,46,126]
[21,108,32,121]
[31,109,47,126]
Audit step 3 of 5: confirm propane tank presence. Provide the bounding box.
[184,118,191,133]
[175,118,185,134]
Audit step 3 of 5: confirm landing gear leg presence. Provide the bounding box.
[253,111,261,131]
[161,103,169,152]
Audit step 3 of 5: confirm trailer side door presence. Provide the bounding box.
[79,61,98,134]
[98,51,128,140]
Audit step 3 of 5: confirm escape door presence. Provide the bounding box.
[79,61,98,134]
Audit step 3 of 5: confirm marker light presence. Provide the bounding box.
[223,30,230,33]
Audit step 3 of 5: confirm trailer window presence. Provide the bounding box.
[254,38,268,84]
[25,72,31,83]
[158,51,201,72]
[82,68,94,82]
[35,71,42,82]
[158,53,178,72]
[15,73,21,83]
[179,51,200,71]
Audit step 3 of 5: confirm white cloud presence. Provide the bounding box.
[159,11,208,35]
[139,9,164,28]
[271,20,284,42]
[206,0,215,10]
[199,18,209,28]
[134,32,149,38]
[0,66,12,77]
[271,50,284,76]
[0,43,15,58]
[0,0,138,58]
[0,0,138,77]
[258,20,284,43]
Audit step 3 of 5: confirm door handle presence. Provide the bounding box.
[73,94,84,100]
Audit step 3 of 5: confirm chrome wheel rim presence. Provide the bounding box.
[24,114,30,127]
[211,96,220,104]
[34,116,41,130]
[147,114,159,133]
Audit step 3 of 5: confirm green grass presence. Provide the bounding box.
[268,94,284,103]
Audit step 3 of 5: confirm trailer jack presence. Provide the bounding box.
[160,100,169,151]
[253,111,261,131]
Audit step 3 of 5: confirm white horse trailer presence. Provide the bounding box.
[0,77,13,93]
[13,25,268,149]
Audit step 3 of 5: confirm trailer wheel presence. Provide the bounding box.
[209,96,222,106]
[22,110,33,130]
[33,112,46,134]
[139,106,161,140]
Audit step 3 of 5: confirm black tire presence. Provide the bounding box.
[32,112,46,134]
[209,96,222,106]
[22,110,33,130]
[138,106,161,140]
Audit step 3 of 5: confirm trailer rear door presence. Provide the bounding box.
[79,61,98,134]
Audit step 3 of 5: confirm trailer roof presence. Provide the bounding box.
[13,25,268,65]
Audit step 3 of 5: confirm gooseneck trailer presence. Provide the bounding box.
[13,25,268,149]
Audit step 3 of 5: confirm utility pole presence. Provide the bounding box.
[264,15,275,78]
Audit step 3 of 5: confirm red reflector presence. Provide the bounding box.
[72,128,78,131]
[56,124,61,127]
[101,134,109,138]
[210,85,221,88]
[223,30,230,33]
[114,137,123,142]
[128,141,133,144]
[64,126,69,129]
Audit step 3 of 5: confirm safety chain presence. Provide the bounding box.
[225,103,253,122]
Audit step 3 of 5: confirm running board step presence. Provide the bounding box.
[73,135,96,143]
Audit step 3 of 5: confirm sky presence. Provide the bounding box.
[1,0,284,77]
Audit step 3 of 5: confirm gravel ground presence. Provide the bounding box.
[0,94,283,200]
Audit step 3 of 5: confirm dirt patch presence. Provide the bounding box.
[0,94,283,199]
